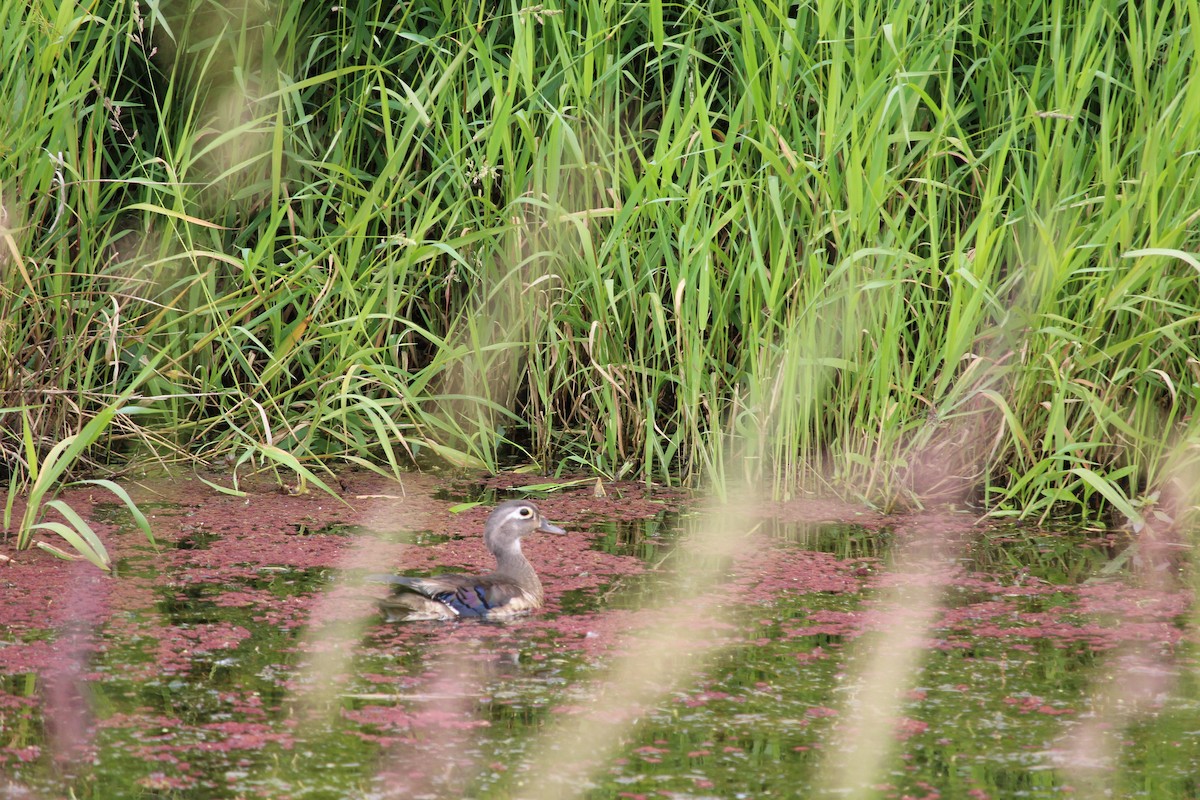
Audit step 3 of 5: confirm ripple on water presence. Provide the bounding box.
[2,478,1197,799]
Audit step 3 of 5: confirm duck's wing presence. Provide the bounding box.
[377,583,458,622]
[383,574,539,619]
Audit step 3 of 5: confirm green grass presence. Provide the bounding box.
[2,0,1198,522]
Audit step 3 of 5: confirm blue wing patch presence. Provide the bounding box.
[431,585,493,617]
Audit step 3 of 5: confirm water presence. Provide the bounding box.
[0,478,1196,798]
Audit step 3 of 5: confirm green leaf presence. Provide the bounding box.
[32,521,110,571]
[257,445,348,506]
[78,479,157,546]
[196,475,249,498]
[1070,468,1143,527]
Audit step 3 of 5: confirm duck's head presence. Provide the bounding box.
[483,499,566,553]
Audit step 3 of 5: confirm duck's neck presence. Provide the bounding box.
[492,541,543,601]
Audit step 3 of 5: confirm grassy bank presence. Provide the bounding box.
[2,0,1198,521]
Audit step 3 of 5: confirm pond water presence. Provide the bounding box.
[0,471,1196,798]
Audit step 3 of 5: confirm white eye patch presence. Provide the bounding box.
[495,505,535,526]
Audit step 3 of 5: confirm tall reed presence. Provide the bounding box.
[2,0,1197,520]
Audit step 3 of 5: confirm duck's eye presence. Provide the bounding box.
[518,507,533,517]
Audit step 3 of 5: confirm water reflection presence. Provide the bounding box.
[0,495,1196,799]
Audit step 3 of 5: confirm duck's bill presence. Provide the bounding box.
[538,520,567,535]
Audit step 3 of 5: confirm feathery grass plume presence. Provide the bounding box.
[506,503,752,799]
[287,488,416,724]
[811,527,957,797]
[808,436,981,794]
[370,647,491,797]
[1048,445,1200,793]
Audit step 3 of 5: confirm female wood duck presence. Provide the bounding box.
[378,500,566,621]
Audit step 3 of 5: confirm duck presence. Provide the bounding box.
[378,499,567,621]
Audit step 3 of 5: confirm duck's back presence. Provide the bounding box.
[380,574,541,621]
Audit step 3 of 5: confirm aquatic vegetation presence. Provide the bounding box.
[1,476,1196,797]
[3,0,1198,790]
[5,366,161,567]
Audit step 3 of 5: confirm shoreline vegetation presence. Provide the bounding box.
[3,0,1198,532]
